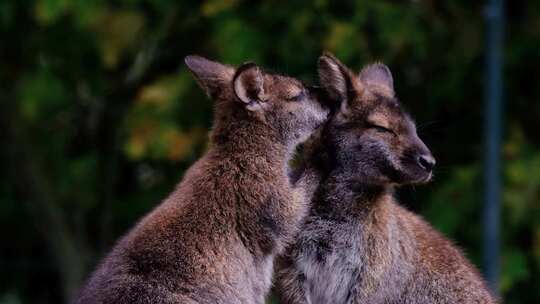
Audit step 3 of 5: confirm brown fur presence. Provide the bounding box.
[74,56,329,304]
[275,53,496,304]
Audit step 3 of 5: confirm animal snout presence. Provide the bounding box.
[308,85,334,112]
[417,154,436,172]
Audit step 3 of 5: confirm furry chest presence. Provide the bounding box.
[294,221,363,304]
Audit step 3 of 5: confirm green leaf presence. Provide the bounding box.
[17,69,67,121]
[34,0,71,24]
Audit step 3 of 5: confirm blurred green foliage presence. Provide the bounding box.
[0,1,539,303]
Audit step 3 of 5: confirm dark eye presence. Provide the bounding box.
[287,90,306,102]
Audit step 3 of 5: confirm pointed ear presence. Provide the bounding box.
[318,52,358,114]
[233,62,266,111]
[185,55,235,98]
[359,63,394,97]
[318,52,350,104]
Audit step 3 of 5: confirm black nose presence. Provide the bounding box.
[417,154,436,172]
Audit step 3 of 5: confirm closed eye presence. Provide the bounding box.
[366,123,396,135]
[287,90,306,102]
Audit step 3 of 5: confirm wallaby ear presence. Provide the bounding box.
[359,63,394,97]
[184,55,235,98]
[318,52,359,115]
[233,62,266,111]
[318,52,349,104]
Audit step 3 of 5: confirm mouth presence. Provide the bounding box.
[397,154,435,185]
[418,171,433,183]
[393,165,433,185]
[323,108,331,120]
[314,107,331,127]
[308,85,333,116]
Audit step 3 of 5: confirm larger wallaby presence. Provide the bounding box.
[75,56,329,304]
[275,53,496,304]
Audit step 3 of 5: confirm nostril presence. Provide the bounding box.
[418,155,436,172]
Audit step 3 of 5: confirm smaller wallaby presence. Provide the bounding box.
[75,56,329,304]
[275,53,496,304]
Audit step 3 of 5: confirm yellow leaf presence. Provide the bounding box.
[201,0,239,17]
[136,76,183,110]
[126,135,146,160]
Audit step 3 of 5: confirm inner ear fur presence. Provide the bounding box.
[233,62,266,111]
[318,52,350,103]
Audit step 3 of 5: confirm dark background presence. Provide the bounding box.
[1,1,539,303]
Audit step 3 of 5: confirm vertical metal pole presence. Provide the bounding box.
[483,0,504,295]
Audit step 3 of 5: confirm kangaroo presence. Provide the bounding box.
[275,53,496,304]
[75,55,329,304]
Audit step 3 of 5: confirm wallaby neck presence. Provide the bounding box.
[303,137,393,220]
[312,169,391,219]
[210,111,291,173]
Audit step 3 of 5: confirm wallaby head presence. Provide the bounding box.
[317,52,435,186]
[185,55,329,147]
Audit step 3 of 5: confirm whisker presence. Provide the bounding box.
[417,120,442,130]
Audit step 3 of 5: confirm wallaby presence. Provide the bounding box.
[75,55,329,304]
[275,53,496,304]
